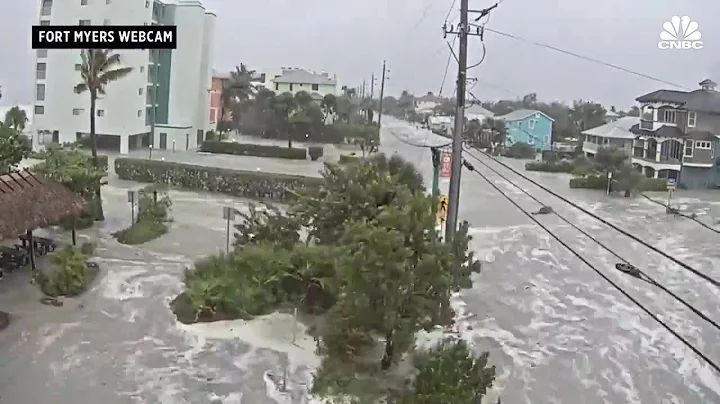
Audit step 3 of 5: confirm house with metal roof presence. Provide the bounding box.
[270,68,338,98]
[630,79,720,188]
[495,109,554,151]
[582,116,638,157]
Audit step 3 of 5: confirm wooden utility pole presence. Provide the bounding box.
[377,61,389,127]
[370,72,375,99]
[444,0,469,242]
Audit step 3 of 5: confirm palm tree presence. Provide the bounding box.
[221,64,262,129]
[320,94,337,123]
[74,49,132,220]
[482,118,507,155]
[272,92,297,147]
[3,107,28,132]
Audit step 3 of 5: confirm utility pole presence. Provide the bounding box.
[377,61,389,127]
[362,80,366,98]
[370,73,375,99]
[441,0,493,242]
[443,0,469,242]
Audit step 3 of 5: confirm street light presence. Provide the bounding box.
[148,144,153,159]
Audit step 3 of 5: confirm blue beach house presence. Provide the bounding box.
[495,109,554,151]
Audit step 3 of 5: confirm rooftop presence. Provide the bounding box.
[272,69,337,86]
[635,79,720,114]
[0,170,86,242]
[495,109,554,122]
[582,116,638,139]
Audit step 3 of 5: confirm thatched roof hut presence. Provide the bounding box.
[0,170,86,241]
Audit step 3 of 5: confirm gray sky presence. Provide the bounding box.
[2,0,718,110]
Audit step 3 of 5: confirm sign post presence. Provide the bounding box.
[127,190,137,225]
[438,195,449,226]
[222,207,236,254]
[667,178,677,207]
[440,153,452,178]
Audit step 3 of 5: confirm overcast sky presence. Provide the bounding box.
[1,0,718,110]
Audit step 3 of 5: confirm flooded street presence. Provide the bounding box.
[0,120,719,403]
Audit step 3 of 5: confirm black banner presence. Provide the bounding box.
[32,25,177,49]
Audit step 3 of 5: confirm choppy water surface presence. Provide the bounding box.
[0,120,719,403]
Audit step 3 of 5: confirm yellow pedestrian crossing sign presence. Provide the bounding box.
[438,195,448,223]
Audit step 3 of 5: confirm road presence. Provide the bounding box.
[381,117,720,403]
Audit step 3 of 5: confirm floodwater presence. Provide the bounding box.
[0,120,719,403]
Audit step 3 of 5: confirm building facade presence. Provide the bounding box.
[270,68,337,98]
[32,0,215,154]
[630,79,720,188]
[582,116,638,157]
[496,109,554,151]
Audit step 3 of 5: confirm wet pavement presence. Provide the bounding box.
[1,120,719,403]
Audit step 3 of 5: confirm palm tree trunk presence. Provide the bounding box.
[89,91,104,221]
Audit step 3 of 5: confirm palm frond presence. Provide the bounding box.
[99,67,133,84]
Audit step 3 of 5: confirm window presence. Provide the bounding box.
[36,62,46,79]
[140,66,144,72]
[74,85,81,93]
[41,0,52,16]
[603,138,610,145]
[73,108,83,115]
[138,87,143,95]
[535,112,540,118]
[97,109,104,117]
[81,0,87,5]
[663,109,676,123]
[75,63,82,71]
[312,84,319,91]
[36,84,45,101]
[79,19,91,25]
[688,111,697,127]
[528,119,536,129]
[145,0,149,7]
[40,20,50,26]
[35,105,45,115]
[289,83,294,91]
[684,139,693,157]
[138,110,143,117]
[103,19,110,25]
[695,141,711,149]
[275,82,279,91]
[37,49,47,58]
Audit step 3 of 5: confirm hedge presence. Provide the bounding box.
[569,175,668,192]
[31,151,108,172]
[200,141,307,160]
[525,161,575,173]
[338,154,361,164]
[324,123,380,144]
[114,158,322,202]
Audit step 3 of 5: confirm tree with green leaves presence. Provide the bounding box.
[321,94,337,123]
[74,49,132,220]
[3,106,28,133]
[483,118,508,155]
[0,123,30,174]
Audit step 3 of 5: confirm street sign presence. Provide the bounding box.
[440,153,452,178]
[438,195,448,223]
[667,178,677,190]
[222,206,236,220]
[127,190,136,203]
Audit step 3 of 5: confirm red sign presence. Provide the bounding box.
[440,153,452,177]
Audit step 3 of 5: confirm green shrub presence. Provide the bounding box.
[324,123,380,144]
[114,158,321,202]
[200,141,307,160]
[114,219,168,245]
[503,142,536,159]
[640,178,668,191]
[35,246,98,297]
[308,145,324,161]
[525,161,575,173]
[205,130,216,141]
[338,154,361,164]
[569,175,607,189]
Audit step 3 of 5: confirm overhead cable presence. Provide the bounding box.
[463,148,720,333]
[470,147,720,289]
[639,193,720,234]
[460,157,720,374]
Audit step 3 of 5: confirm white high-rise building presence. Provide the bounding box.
[32,0,216,154]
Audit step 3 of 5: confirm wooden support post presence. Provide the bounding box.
[26,229,36,272]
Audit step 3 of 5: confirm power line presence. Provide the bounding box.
[460,157,720,374]
[470,147,720,289]
[463,148,720,333]
[471,25,689,90]
[439,37,457,96]
[640,193,720,234]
